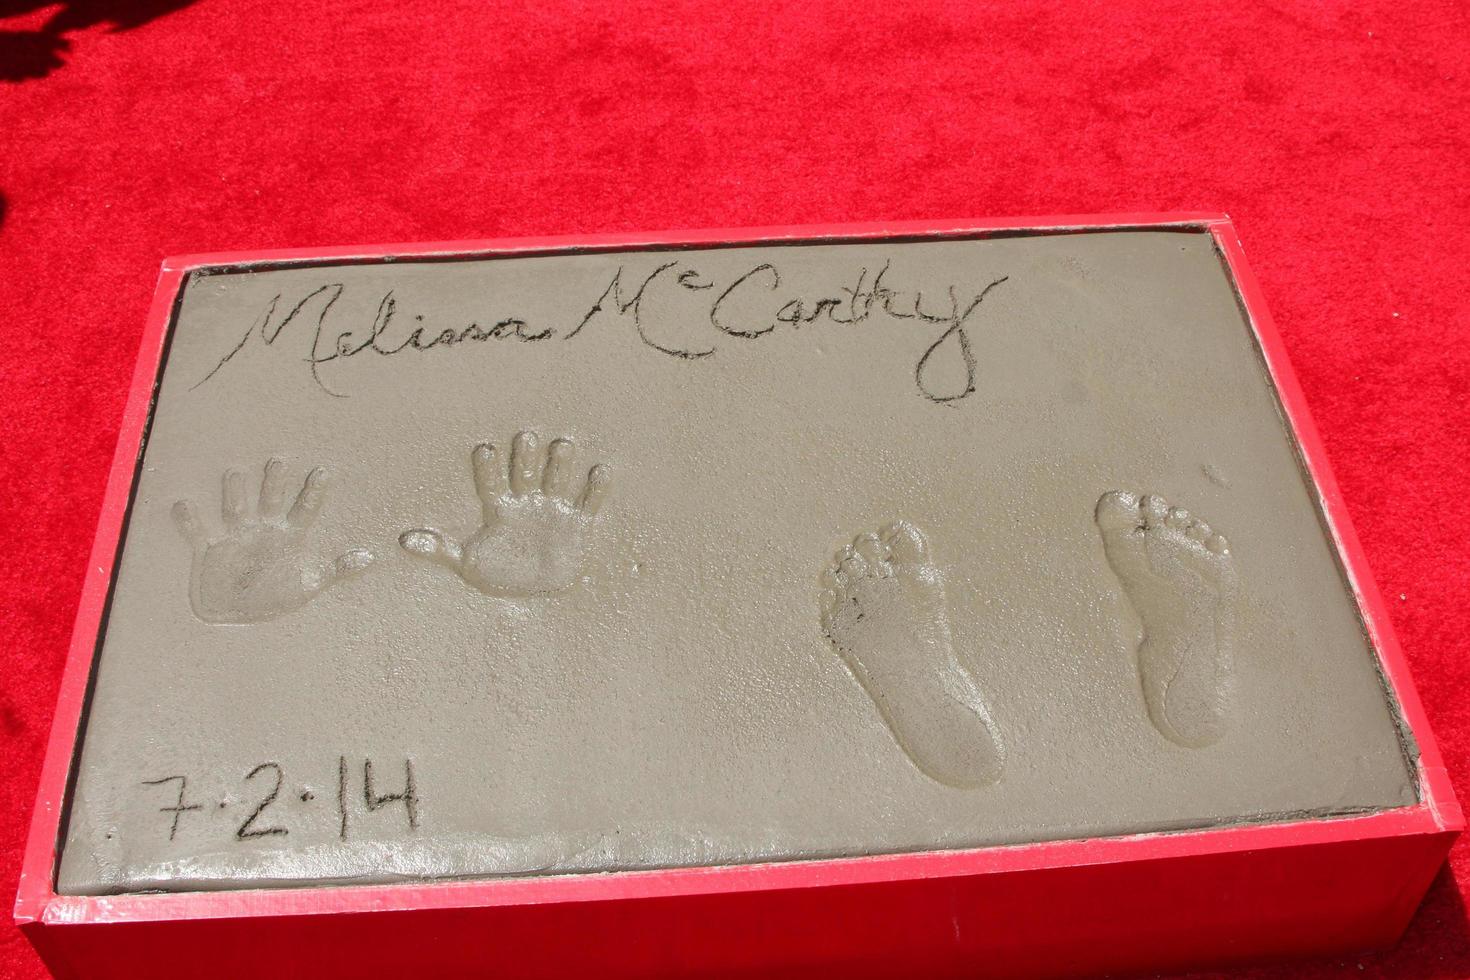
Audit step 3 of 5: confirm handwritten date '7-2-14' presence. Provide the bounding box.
[140,757,418,845]
[191,260,1010,405]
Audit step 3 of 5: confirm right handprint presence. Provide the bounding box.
[1095,491,1237,748]
[400,431,611,597]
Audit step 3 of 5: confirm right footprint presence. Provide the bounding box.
[1095,491,1238,748]
[819,522,1004,789]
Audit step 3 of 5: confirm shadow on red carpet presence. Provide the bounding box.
[0,0,199,82]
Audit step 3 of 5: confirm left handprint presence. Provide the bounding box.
[171,461,374,623]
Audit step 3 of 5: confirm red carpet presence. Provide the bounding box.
[2,1,1468,976]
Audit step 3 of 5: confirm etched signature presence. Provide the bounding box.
[192,259,1010,404]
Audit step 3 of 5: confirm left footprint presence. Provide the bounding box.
[819,522,1004,788]
[172,461,374,624]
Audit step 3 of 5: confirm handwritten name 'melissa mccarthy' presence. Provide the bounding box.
[192,259,1010,405]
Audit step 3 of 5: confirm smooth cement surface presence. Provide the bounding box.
[57,230,1415,893]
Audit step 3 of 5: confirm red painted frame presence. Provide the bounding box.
[15,214,1461,978]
